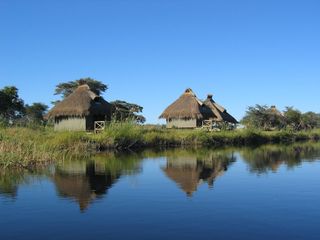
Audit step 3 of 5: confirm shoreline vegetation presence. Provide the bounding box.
[2,81,320,169]
[1,122,320,168]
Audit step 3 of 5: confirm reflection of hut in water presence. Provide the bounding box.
[53,162,120,211]
[163,152,235,196]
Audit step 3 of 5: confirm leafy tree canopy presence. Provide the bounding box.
[242,105,320,131]
[302,112,320,129]
[54,77,108,99]
[283,107,302,130]
[25,103,48,123]
[241,105,285,130]
[110,100,146,124]
[0,86,25,121]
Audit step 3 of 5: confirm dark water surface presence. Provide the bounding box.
[1,143,320,240]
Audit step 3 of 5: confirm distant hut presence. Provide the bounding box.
[47,84,111,131]
[159,88,204,128]
[160,88,238,129]
[202,94,238,125]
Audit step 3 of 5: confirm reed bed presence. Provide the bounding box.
[1,123,320,168]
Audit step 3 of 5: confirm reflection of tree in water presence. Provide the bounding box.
[0,170,21,198]
[0,169,46,199]
[240,142,320,174]
[162,149,236,197]
[53,152,142,212]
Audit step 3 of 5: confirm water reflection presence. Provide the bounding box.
[240,142,320,174]
[53,162,120,211]
[1,143,320,207]
[0,170,21,198]
[162,149,236,196]
[0,169,41,199]
[53,152,142,211]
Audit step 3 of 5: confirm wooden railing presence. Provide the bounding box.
[202,120,213,130]
[94,121,105,134]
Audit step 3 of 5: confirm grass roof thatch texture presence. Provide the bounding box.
[159,88,204,119]
[202,94,238,124]
[47,84,111,118]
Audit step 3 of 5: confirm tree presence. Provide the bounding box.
[54,78,108,99]
[241,105,285,130]
[110,100,146,124]
[25,103,48,124]
[242,105,320,131]
[301,112,320,130]
[283,107,303,130]
[0,86,25,122]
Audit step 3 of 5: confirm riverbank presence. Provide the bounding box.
[1,122,320,168]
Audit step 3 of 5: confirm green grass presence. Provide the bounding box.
[0,127,92,168]
[1,123,320,168]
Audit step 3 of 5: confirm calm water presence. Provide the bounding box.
[1,143,320,240]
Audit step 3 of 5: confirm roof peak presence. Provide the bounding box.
[184,88,194,94]
[207,94,213,99]
[76,84,90,90]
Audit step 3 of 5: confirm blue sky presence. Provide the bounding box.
[1,0,319,123]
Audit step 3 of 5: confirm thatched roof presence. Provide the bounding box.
[47,84,111,118]
[159,88,204,119]
[202,94,238,124]
[160,89,238,123]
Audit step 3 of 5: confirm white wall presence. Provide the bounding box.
[54,117,86,131]
[166,119,197,129]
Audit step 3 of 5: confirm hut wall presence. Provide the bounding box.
[54,117,87,131]
[166,119,198,129]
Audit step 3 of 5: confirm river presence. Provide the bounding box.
[1,143,320,239]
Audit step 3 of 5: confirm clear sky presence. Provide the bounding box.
[1,0,320,123]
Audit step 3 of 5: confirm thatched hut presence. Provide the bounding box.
[159,88,204,128]
[47,84,111,131]
[202,94,238,124]
[159,89,238,129]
